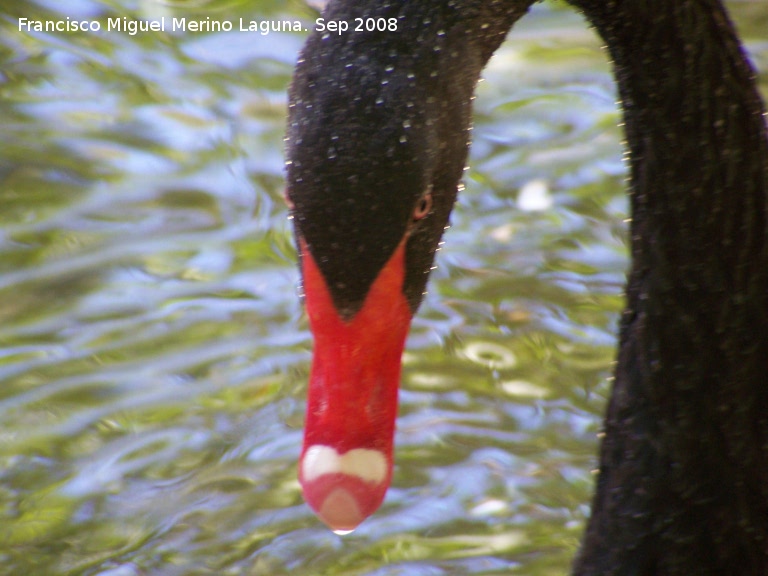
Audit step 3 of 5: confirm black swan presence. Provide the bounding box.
[284,0,768,571]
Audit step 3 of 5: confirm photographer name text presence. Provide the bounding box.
[17,16,399,36]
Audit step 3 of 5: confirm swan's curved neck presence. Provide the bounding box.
[571,2,768,573]
[582,1,768,284]
[288,0,768,566]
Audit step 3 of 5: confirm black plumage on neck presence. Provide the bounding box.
[286,1,768,570]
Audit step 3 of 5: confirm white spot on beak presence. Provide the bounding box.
[302,445,387,484]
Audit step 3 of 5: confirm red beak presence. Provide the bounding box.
[298,237,412,532]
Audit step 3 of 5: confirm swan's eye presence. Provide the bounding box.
[413,193,432,220]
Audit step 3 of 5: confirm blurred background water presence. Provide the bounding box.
[0,1,766,574]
